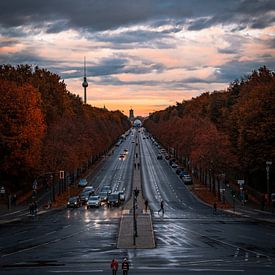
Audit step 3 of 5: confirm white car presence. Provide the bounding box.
[87,196,101,208]
[171,163,178,169]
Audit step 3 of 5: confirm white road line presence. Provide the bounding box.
[18,238,33,243]
[46,230,57,235]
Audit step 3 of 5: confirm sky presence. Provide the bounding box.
[0,0,274,116]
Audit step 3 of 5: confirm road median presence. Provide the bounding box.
[117,134,155,249]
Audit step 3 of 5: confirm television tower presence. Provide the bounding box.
[82,56,88,104]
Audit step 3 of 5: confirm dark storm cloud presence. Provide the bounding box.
[92,29,176,49]
[0,0,274,33]
[0,51,48,65]
[57,55,166,79]
[214,59,275,83]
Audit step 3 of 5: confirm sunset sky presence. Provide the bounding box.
[0,0,274,116]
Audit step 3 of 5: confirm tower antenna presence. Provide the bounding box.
[82,56,88,104]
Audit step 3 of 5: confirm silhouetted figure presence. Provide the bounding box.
[134,163,136,169]
[145,199,148,212]
[137,162,140,169]
[158,200,164,215]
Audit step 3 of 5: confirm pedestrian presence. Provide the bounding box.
[136,153,138,158]
[145,199,148,212]
[213,202,217,214]
[158,200,164,215]
[134,163,136,169]
[110,258,118,275]
[137,162,140,169]
[122,258,129,275]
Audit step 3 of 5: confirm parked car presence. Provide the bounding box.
[171,163,178,169]
[67,196,81,208]
[176,167,182,175]
[157,154,163,160]
[78,178,88,187]
[179,171,189,178]
[165,155,170,160]
[183,175,192,185]
[108,192,121,207]
[87,196,101,208]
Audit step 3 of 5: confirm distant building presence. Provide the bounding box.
[129,108,134,121]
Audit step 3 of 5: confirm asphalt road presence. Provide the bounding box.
[0,128,274,274]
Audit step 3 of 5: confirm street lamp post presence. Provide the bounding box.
[266,161,272,206]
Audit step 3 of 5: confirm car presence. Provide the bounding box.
[101,185,112,194]
[171,163,178,169]
[67,196,81,208]
[165,155,170,160]
[157,154,163,160]
[124,149,128,154]
[80,190,92,204]
[108,192,121,207]
[78,178,88,187]
[179,171,188,178]
[183,175,192,185]
[119,154,125,160]
[87,196,101,208]
[160,149,166,153]
[99,191,109,203]
[176,167,182,175]
[118,190,125,201]
[83,186,95,194]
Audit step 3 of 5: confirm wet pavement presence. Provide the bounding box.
[0,128,275,274]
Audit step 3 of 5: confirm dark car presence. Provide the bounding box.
[67,196,81,208]
[99,191,109,203]
[101,185,112,194]
[179,171,189,178]
[176,167,182,175]
[157,154,163,160]
[80,190,91,204]
[183,175,192,185]
[108,192,121,207]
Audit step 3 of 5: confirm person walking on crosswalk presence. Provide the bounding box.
[158,200,164,215]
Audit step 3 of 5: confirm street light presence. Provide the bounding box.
[266,161,272,206]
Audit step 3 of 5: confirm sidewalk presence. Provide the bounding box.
[0,148,113,225]
[191,176,275,224]
[117,134,155,249]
